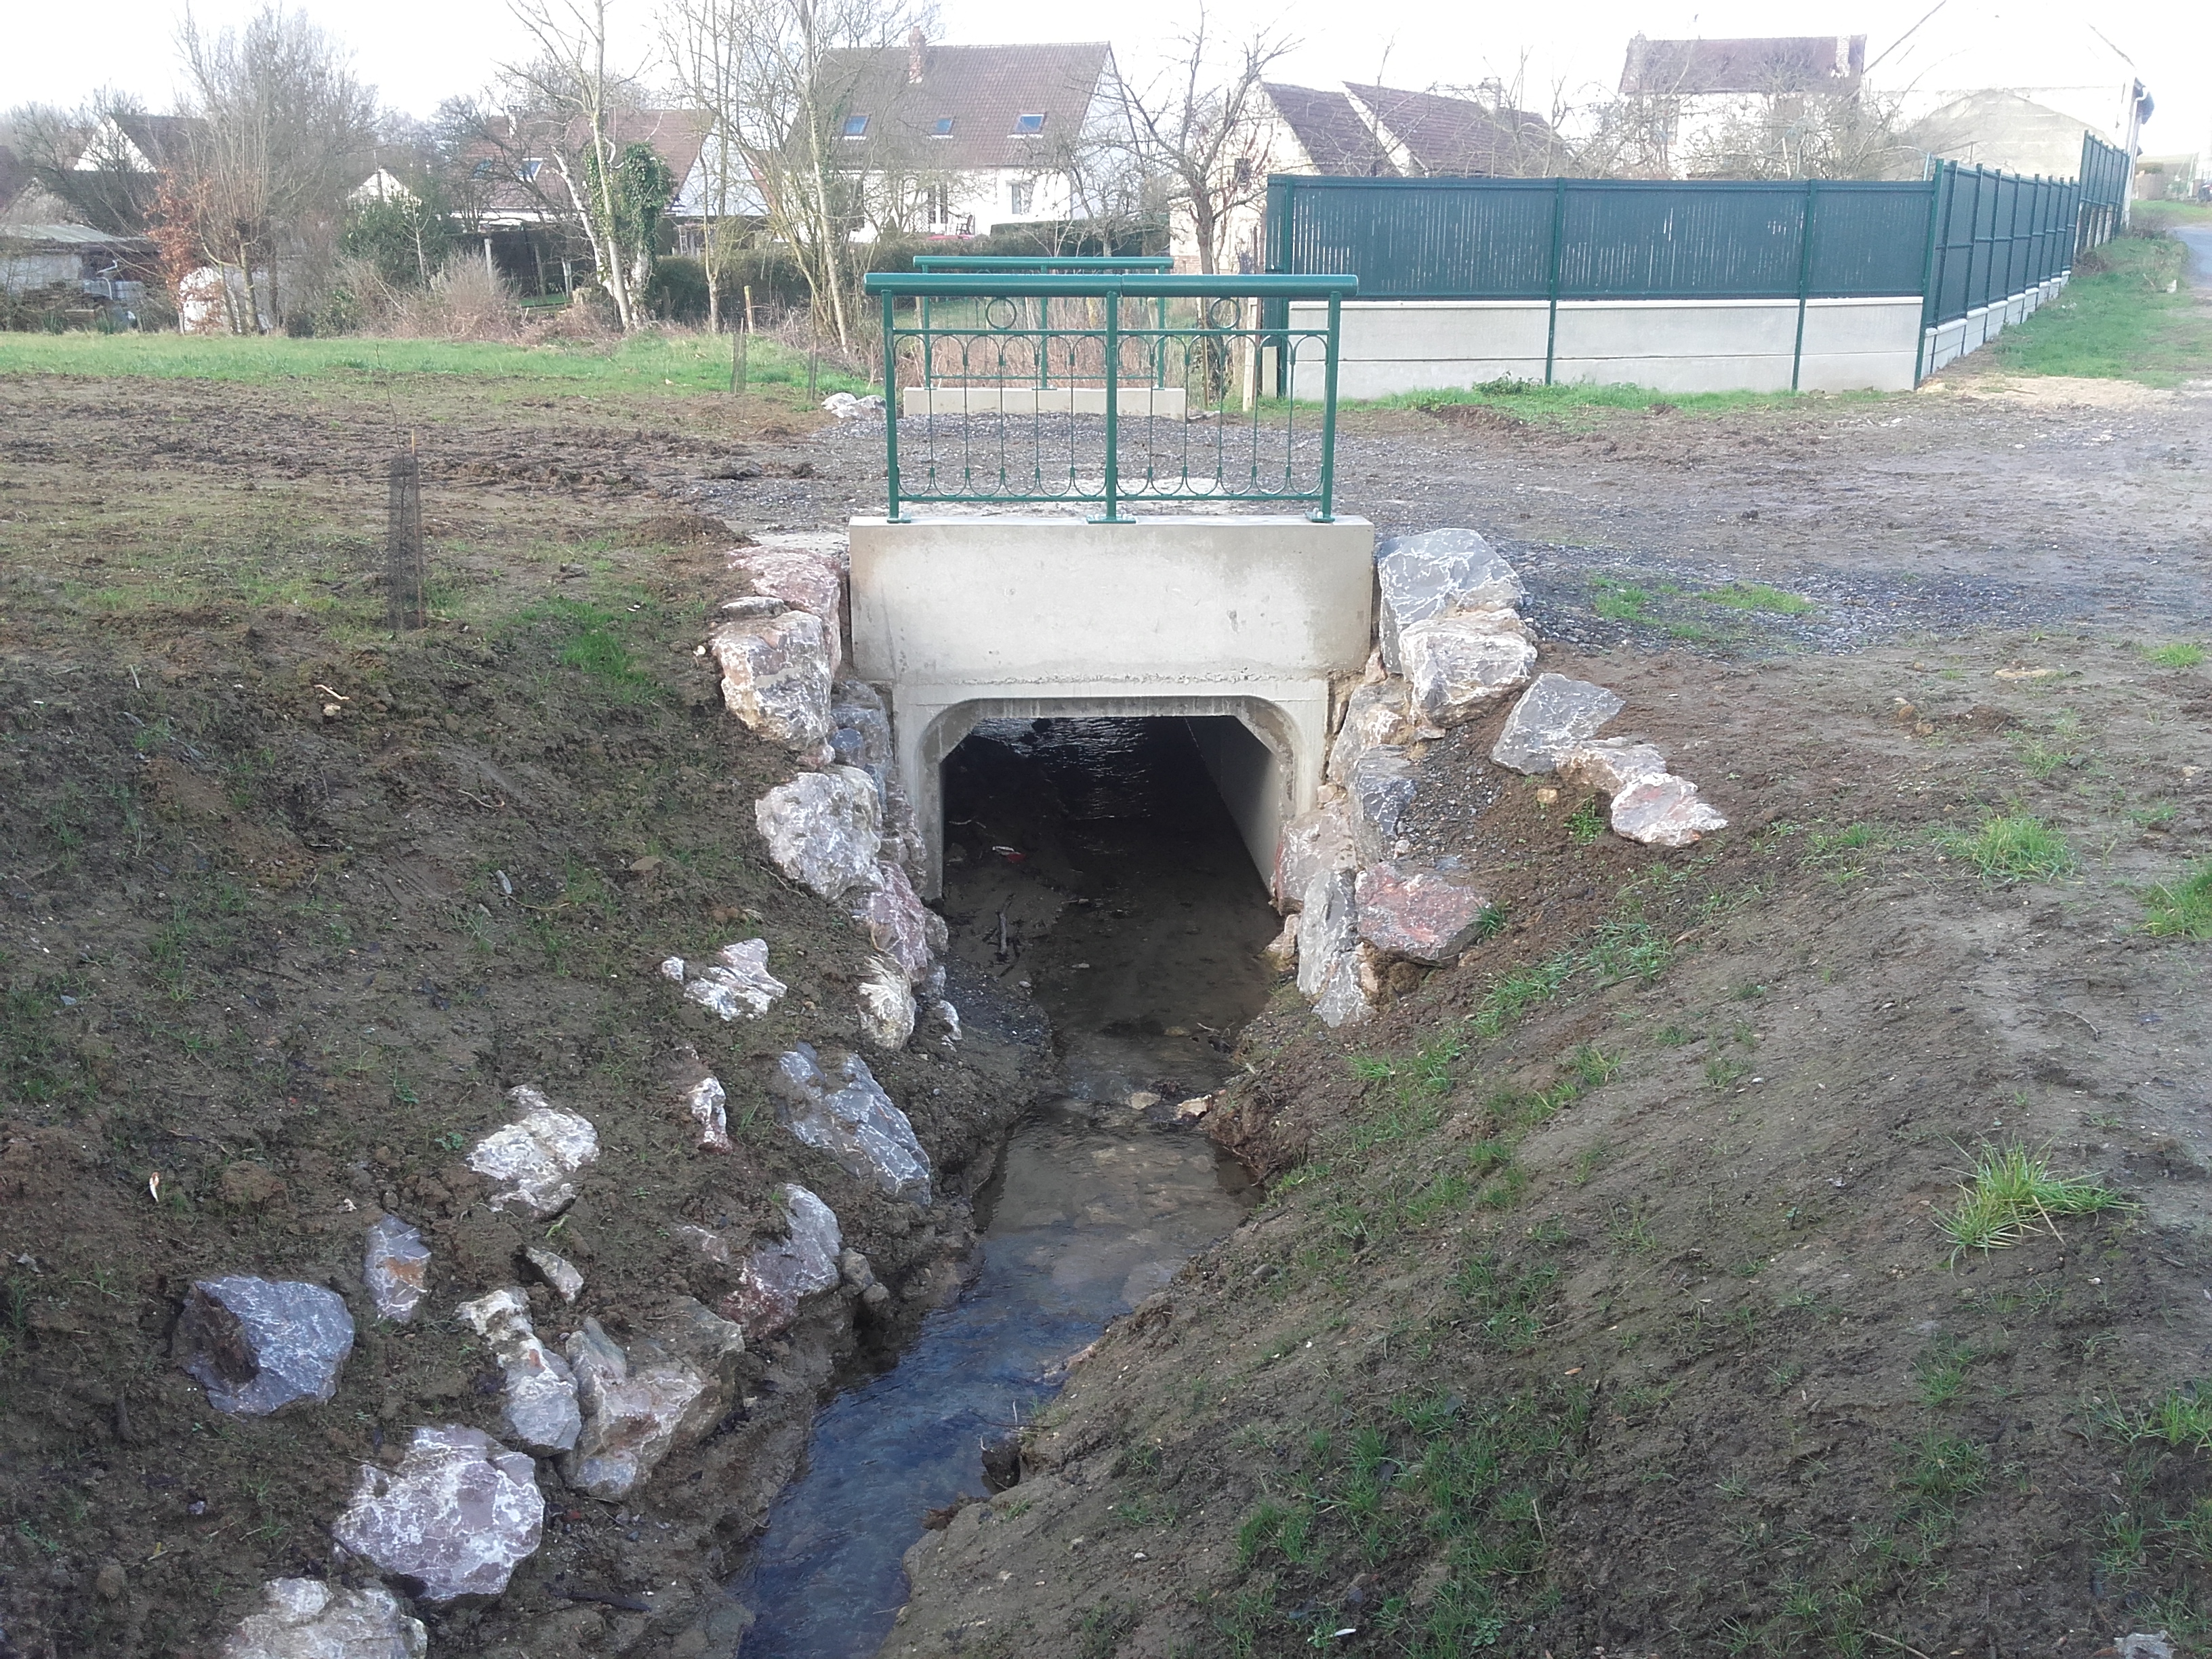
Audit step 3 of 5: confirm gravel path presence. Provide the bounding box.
[681,371,2212,654]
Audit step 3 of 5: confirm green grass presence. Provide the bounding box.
[2142,642,2207,669]
[1936,1142,2129,1263]
[2143,861,2212,939]
[1984,230,2212,386]
[1943,813,2073,882]
[0,329,868,398]
[1592,579,1652,622]
[2100,1387,2212,1452]
[1702,582,1815,615]
[1371,377,1881,422]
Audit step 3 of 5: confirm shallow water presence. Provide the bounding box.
[730,717,1278,1657]
[726,1111,1250,1656]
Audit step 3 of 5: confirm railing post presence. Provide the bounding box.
[1543,178,1568,387]
[1790,177,1817,393]
[1100,289,1121,523]
[882,289,901,522]
[1312,290,1340,523]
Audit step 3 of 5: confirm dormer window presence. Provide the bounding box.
[1012,112,1046,135]
[470,159,495,180]
[842,115,869,138]
[521,159,545,180]
[932,117,954,136]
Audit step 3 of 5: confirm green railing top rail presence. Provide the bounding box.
[865,272,1359,299]
[909,255,1174,272]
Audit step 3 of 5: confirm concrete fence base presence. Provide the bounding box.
[1288,296,1925,397]
[1919,275,2067,376]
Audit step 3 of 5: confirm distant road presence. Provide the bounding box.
[2174,223,2212,291]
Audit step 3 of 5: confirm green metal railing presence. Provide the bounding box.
[863,271,1357,524]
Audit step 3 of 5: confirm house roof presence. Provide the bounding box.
[0,222,153,249]
[104,112,206,170]
[0,144,30,216]
[462,108,714,220]
[1263,84,1398,176]
[1343,83,1557,176]
[817,40,1113,172]
[1619,34,1866,98]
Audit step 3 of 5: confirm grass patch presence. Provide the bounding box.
[1943,813,2073,882]
[1984,230,2212,386]
[1593,579,1651,622]
[1372,377,1870,422]
[0,329,868,400]
[2143,861,2212,939]
[1936,1142,2129,1264]
[1702,582,1815,615]
[2143,642,2207,669]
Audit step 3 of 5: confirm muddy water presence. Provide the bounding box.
[729,719,1279,1657]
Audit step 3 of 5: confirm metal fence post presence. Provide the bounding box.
[882,289,901,522]
[1101,289,1120,523]
[1313,291,1340,523]
[1914,163,1946,385]
[1542,178,1568,386]
[1790,177,1818,393]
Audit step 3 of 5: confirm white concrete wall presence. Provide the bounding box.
[1288,295,1925,396]
[848,514,1375,893]
[1185,714,1288,889]
[1920,274,2065,375]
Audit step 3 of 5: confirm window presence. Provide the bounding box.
[1008,180,1033,215]
[932,117,954,137]
[470,159,495,180]
[1012,112,1046,134]
[924,183,949,224]
[842,114,869,138]
[521,159,545,181]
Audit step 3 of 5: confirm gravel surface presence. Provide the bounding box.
[682,375,2212,653]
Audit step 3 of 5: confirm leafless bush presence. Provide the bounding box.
[382,258,525,340]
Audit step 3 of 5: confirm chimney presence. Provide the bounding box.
[907,28,926,85]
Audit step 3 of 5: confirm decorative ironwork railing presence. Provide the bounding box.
[863,271,1357,523]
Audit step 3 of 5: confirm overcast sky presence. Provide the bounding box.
[7,0,2207,161]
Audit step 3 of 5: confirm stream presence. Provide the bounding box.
[728,718,1282,1657]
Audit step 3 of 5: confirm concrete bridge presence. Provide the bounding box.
[847,516,1376,897]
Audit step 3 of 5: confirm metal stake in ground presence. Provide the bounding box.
[386,451,426,632]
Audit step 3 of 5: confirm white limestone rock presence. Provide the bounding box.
[683,1075,732,1152]
[363,1216,431,1324]
[1399,611,1537,727]
[455,1288,580,1454]
[729,544,845,678]
[1557,737,1670,798]
[1263,911,1300,972]
[857,956,917,1050]
[680,938,787,1021]
[767,1043,933,1204]
[930,998,962,1046]
[1491,674,1625,774]
[219,1577,426,1659]
[560,1301,745,1500]
[331,1427,544,1603]
[754,767,882,899]
[1355,859,1493,965]
[524,1246,584,1303]
[720,1184,844,1338]
[1295,869,1371,1028]
[1272,796,1357,912]
[1611,775,1728,847]
[1347,747,1418,865]
[465,1087,598,1218]
[1375,529,1525,673]
[1326,680,1412,785]
[174,1277,354,1416]
[709,609,833,752]
[853,860,938,983]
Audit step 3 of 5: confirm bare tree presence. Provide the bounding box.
[1105,10,1293,274]
[504,0,650,329]
[655,0,929,348]
[1679,79,1944,180]
[660,0,752,333]
[179,5,379,330]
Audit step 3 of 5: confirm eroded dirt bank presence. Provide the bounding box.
[889,636,2212,1657]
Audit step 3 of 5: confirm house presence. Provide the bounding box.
[0,222,152,304]
[1919,89,2125,179]
[1614,34,1868,175]
[814,35,1120,238]
[1198,81,1560,272]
